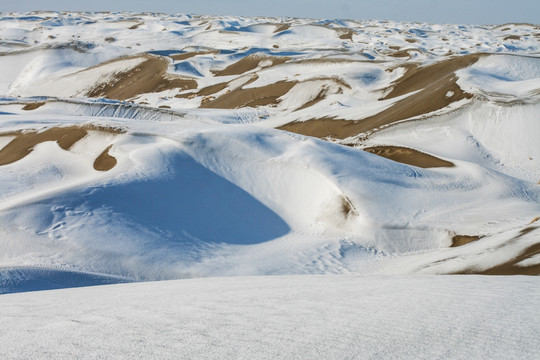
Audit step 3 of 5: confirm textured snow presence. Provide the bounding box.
[0,275,539,360]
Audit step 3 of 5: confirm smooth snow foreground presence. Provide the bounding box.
[1,275,539,360]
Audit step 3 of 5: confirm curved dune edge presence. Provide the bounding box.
[0,125,123,166]
[93,144,117,171]
[364,146,455,168]
[87,55,198,101]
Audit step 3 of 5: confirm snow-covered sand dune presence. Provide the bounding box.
[0,12,539,293]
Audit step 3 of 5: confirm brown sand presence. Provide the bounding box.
[87,55,197,101]
[338,30,354,40]
[0,125,122,166]
[22,102,45,111]
[212,54,290,76]
[503,35,521,41]
[364,146,455,168]
[458,227,540,275]
[128,23,143,30]
[273,24,290,33]
[451,235,481,247]
[200,80,296,109]
[176,82,228,99]
[93,145,117,171]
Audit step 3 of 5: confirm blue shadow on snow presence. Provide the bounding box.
[83,153,290,245]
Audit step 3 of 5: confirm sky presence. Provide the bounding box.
[3,0,540,25]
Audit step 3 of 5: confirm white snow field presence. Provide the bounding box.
[0,11,539,358]
[1,275,539,360]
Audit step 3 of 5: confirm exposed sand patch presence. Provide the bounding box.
[22,102,45,111]
[93,145,117,171]
[503,35,521,41]
[176,81,228,99]
[200,81,297,109]
[212,54,290,76]
[451,235,481,247]
[0,125,122,166]
[128,22,143,30]
[387,50,413,58]
[383,54,482,100]
[338,30,354,40]
[273,24,290,33]
[364,146,455,168]
[458,227,540,275]
[340,196,358,218]
[87,55,197,101]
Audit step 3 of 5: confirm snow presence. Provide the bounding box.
[0,275,539,359]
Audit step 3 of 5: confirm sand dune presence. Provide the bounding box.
[363,146,454,168]
[87,55,197,100]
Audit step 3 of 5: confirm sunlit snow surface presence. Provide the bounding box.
[1,275,539,359]
[0,12,539,291]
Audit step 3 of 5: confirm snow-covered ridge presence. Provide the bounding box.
[0,12,539,293]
